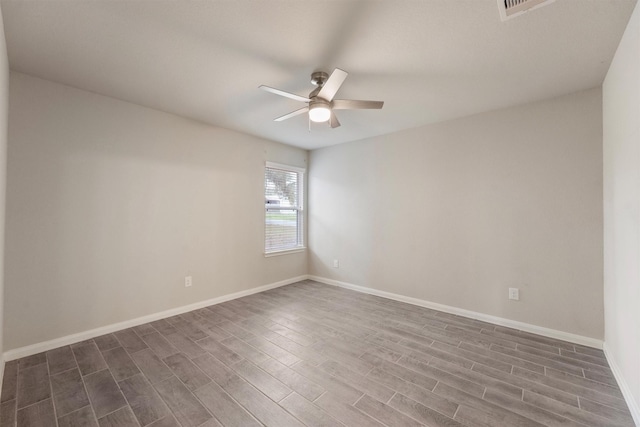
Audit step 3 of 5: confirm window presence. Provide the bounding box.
[265,162,305,254]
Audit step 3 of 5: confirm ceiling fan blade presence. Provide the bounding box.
[274,107,309,122]
[259,85,310,103]
[317,68,348,101]
[332,99,384,110]
[330,112,341,128]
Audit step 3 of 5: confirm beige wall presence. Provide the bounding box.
[0,4,9,379]
[309,88,604,339]
[603,1,640,421]
[4,72,308,350]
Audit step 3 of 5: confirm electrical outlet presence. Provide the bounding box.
[185,276,193,287]
[333,259,339,268]
[508,288,519,301]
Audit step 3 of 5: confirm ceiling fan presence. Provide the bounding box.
[259,68,384,128]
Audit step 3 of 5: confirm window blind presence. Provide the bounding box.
[265,165,304,253]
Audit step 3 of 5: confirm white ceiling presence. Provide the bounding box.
[1,0,636,150]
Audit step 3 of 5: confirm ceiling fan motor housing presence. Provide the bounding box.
[309,97,331,110]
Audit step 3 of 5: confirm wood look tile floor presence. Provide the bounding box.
[0,280,634,427]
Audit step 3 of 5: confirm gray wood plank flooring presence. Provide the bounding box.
[0,280,634,426]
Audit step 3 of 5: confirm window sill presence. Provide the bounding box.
[264,247,307,257]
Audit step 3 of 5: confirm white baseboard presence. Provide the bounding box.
[308,275,603,349]
[3,275,307,361]
[603,343,640,426]
[3,273,604,357]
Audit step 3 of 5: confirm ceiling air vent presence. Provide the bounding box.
[498,0,557,21]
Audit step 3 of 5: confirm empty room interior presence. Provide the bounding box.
[0,0,639,426]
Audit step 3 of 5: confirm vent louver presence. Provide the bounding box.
[498,0,556,21]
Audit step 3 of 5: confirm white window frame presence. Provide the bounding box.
[264,162,306,256]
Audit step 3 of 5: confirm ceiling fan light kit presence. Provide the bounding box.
[308,100,331,123]
[260,68,384,129]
